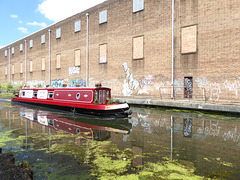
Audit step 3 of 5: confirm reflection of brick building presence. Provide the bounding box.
[1,0,240,100]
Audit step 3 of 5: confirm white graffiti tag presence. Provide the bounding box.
[223,80,240,97]
[195,77,221,101]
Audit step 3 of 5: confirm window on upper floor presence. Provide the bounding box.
[75,20,81,32]
[5,50,7,57]
[5,66,7,75]
[74,49,81,66]
[30,60,33,72]
[56,54,61,69]
[20,62,23,74]
[41,34,45,44]
[99,10,107,24]
[20,44,23,52]
[181,25,197,54]
[12,64,14,75]
[12,47,14,55]
[56,28,61,39]
[42,57,45,71]
[133,0,144,13]
[29,40,33,48]
[99,44,107,64]
[133,36,144,60]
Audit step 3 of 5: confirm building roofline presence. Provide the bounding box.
[0,0,108,50]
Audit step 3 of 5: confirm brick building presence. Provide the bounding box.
[0,0,240,101]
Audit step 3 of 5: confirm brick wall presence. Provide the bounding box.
[0,0,240,101]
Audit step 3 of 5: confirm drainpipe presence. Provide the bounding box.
[8,47,10,83]
[25,40,27,86]
[48,29,51,86]
[171,0,175,99]
[86,12,89,87]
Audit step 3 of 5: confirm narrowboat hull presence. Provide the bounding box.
[12,87,132,118]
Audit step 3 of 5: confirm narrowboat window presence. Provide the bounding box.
[76,93,80,99]
[76,128,80,134]
[99,90,102,104]
[103,90,106,104]
[48,92,53,98]
[94,90,98,100]
[48,119,54,127]
[22,91,25,96]
[33,91,37,97]
[106,91,109,100]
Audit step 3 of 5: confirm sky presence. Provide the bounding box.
[0,0,106,49]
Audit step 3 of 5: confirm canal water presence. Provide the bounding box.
[0,99,240,179]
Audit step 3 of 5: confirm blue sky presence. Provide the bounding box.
[0,0,106,49]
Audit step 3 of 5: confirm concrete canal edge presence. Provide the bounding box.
[113,97,240,114]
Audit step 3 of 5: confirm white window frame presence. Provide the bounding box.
[56,28,61,39]
[29,39,33,48]
[133,0,144,13]
[20,44,23,52]
[12,47,14,55]
[99,10,107,24]
[41,34,45,44]
[75,20,81,32]
[5,50,7,57]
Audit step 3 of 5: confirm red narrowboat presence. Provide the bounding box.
[12,87,132,118]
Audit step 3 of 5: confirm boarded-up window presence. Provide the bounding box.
[56,28,61,39]
[29,40,33,48]
[74,50,81,66]
[5,50,7,57]
[56,54,61,69]
[12,47,14,55]
[30,60,33,72]
[99,10,107,24]
[20,62,23,74]
[133,36,144,59]
[99,44,107,63]
[42,57,46,71]
[133,0,144,13]
[181,25,197,54]
[20,44,23,52]
[75,20,81,32]
[12,64,14,75]
[5,66,7,75]
[41,34,45,44]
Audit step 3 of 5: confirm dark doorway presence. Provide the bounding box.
[184,77,193,98]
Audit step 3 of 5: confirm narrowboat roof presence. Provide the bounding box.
[20,87,111,91]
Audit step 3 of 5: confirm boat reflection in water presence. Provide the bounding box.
[16,105,132,141]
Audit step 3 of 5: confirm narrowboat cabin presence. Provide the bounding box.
[12,87,132,118]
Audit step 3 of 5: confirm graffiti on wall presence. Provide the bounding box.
[195,77,221,101]
[27,81,45,88]
[122,62,155,96]
[51,79,64,87]
[122,62,141,94]
[69,78,86,87]
[69,67,80,75]
[223,80,240,97]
